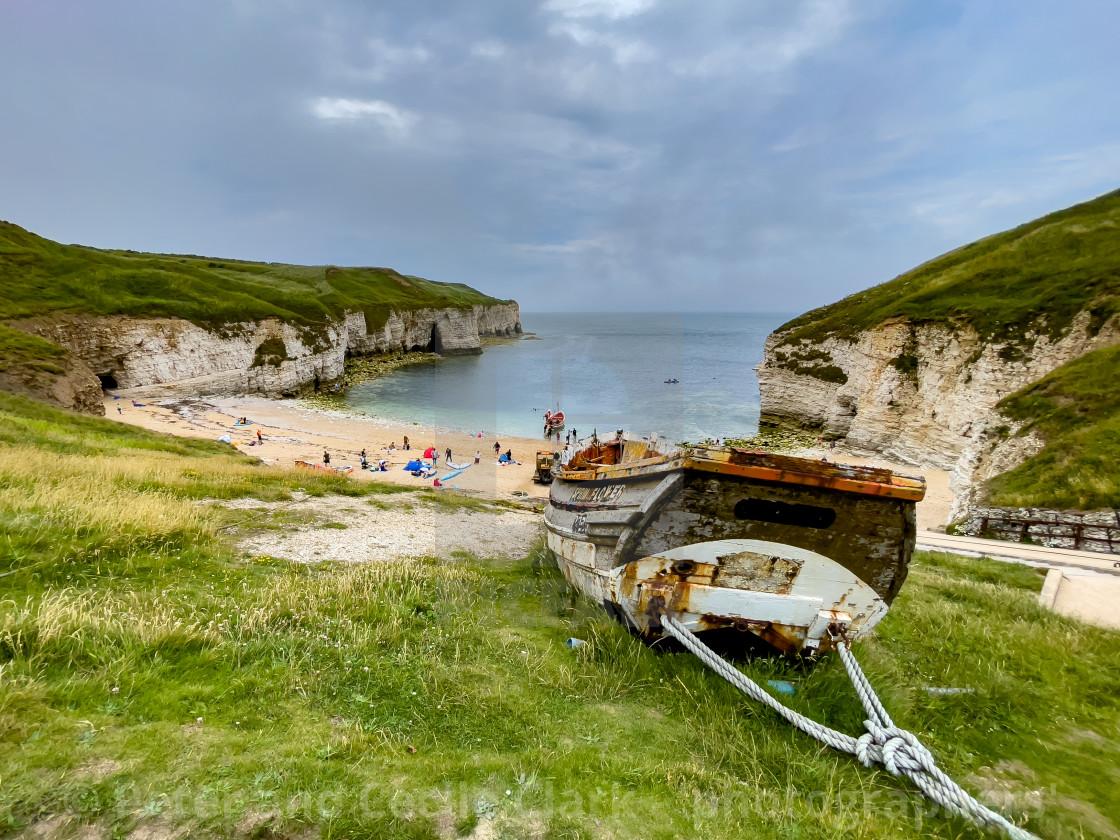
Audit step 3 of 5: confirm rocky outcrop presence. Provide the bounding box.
[11,302,520,403]
[0,352,104,415]
[757,311,1119,511]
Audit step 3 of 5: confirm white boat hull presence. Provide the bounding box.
[547,531,889,653]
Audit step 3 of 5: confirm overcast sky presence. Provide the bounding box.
[2,1,1118,312]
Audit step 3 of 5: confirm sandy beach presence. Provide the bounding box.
[105,394,556,499]
[104,394,955,528]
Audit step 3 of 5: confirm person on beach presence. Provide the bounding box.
[445,447,452,464]
[494,441,501,457]
[403,436,410,450]
[571,428,577,442]
[475,450,481,464]
[117,405,122,415]
[256,429,263,444]
[361,452,369,469]
[323,450,330,465]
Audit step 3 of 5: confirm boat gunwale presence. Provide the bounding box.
[556,450,926,502]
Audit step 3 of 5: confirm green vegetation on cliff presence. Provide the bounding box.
[986,343,1120,509]
[0,323,67,375]
[0,221,506,333]
[1,394,1119,839]
[775,188,1120,348]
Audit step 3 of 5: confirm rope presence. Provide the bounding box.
[659,614,1040,840]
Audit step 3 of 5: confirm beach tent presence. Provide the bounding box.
[217,434,232,444]
[424,446,436,458]
[404,459,424,471]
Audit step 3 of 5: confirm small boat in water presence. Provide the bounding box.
[544,431,925,655]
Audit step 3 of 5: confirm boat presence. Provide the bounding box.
[544,431,925,655]
[545,411,565,431]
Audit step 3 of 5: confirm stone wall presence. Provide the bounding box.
[957,506,1120,555]
[11,301,521,407]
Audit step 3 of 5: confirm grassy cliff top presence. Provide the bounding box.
[775,188,1120,347]
[0,221,507,330]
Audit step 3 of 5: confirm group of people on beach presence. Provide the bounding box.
[323,437,515,472]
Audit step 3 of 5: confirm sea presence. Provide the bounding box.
[343,312,792,443]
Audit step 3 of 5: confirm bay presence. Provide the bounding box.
[343,312,791,442]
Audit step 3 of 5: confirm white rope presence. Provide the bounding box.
[659,614,1041,840]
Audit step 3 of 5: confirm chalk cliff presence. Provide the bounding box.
[757,311,1119,516]
[14,302,521,408]
[754,188,1120,522]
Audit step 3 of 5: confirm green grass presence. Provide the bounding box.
[1,394,1118,839]
[984,343,1120,509]
[773,187,1120,350]
[0,324,67,376]
[0,221,506,335]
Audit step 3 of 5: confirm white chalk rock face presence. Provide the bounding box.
[757,311,1119,511]
[19,302,521,400]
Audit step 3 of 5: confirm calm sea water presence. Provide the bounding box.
[343,312,791,442]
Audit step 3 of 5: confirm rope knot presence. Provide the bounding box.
[858,721,940,777]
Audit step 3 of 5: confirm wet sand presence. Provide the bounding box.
[104,395,956,526]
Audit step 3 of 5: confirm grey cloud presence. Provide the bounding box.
[1,0,1118,312]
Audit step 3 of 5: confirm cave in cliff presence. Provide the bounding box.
[97,373,118,391]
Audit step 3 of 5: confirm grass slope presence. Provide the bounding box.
[775,188,1120,347]
[1,393,1118,839]
[0,323,68,376]
[0,221,505,333]
[985,343,1120,509]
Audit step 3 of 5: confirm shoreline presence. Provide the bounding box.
[105,393,955,527]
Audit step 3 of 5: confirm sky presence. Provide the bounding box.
[2,0,1119,313]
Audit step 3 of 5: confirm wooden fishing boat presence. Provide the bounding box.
[544,432,925,655]
[545,411,565,431]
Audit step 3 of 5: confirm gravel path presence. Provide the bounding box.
[225,494,543,564]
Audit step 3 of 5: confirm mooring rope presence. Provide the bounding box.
[658,614,1040,840]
